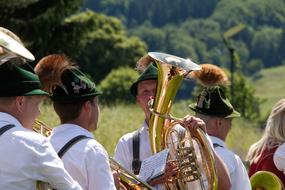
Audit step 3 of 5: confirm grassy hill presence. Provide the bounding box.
[253,65,285,117]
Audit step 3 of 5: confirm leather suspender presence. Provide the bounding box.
[132,130,141,175]
[57,135,92,158]
[0,124,15,136]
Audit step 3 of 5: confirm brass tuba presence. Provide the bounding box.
[250,171,284,190]
[147,52,218,189]
[0,29,35,64]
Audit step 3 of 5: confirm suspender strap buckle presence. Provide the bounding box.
[132,158,142,175]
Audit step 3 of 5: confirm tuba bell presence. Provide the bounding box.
[0,28,35,64]
[250,171,284,190]
[147,52,218,190]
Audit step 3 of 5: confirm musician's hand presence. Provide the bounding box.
[112,170,127,190]
[148,160,178,186]
[181,115,206,133]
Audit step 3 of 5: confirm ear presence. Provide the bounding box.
[15,96,24,112]
[83,100,92,114]
[214,117,223,128]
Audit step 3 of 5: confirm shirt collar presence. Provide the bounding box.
[210,135,226,148]
[140,120,149,132]
[0,112,23,129]
[52,123,94,138]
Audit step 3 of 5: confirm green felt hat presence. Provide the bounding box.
[189,86,240,118]
[0,60,48,97]
[51,68,102,103]
[130,63,158,97]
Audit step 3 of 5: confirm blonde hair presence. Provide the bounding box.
[246,99,285,164]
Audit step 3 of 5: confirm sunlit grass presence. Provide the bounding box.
[38,99,261,161]
[253,65,285,117]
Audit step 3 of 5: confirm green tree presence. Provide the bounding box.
[251,26,283,67]
[246,0,285,27]
[0,0,146,82]
[99,66,139,103]
[56,11,146,82]
[230,73,263,121]
[228,50,264,122]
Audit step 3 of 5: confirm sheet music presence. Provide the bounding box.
[139,149,169,182]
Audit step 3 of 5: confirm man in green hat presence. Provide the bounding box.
[189,86,251,190]
[0,28,82,190]
[35,54,116,190]
[114,55,231,190]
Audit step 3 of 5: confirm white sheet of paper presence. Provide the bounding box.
[139,149,169,182]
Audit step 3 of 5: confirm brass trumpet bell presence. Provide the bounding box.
[0,30,35,64]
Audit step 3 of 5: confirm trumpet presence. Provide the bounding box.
[33,119,52,137]
[0,29,35,64]
[32,121,153,190]
[110,157,155,190]
[32,120,53,190]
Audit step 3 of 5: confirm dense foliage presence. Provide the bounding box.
[87,0,285,75]
[0,0,146,82]
[1,0,278,122]
[98,66,139,103]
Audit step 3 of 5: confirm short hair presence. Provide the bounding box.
[0,97,16,107]
[53,98,95,123]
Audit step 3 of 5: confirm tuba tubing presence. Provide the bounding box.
[147,52,218,190]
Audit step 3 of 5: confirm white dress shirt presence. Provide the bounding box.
[210,136,251,190]
[274,143,285,173]
[0,112,82,190]
[114,121,212,190]
[49,124,116,190]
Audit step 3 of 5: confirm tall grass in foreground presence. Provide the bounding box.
[39,99,262,161]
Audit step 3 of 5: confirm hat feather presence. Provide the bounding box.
[190,63,228,87]
[136,54,155,72]
[34,54,77,93]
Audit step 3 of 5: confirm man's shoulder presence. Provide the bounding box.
[12,128,47,144]
[118,130,138,143]
[216,146,238,160]
[81,137,109,157]
[216,146,246,172]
